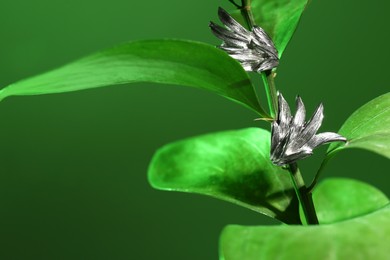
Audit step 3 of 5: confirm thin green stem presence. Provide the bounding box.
[288,163,319,225]
[261,71,278,118]
[307,157,329,193]
[238,0,278,119]
[240,0,256,29]
[308,150,338,193]
[235,0,317,226]
[267,71,279,117]
[228,0,241,8]
[236,1,316,225]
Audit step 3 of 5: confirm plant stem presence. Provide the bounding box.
[240,0,256,29]
[308,150,337,193]
[261,71,278,118]
[238,0,316,225]
[228,0,241,9]
[238,0,278,118]
[288,163,319,225]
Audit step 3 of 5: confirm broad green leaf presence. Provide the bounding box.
[328,92,390,159]
[148,128,301,224]
[231,0,309,57]
[0,39,267,116]
[220,204,390,260]
[313,178,389,224]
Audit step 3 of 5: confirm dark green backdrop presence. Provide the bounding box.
[0,0,388,259]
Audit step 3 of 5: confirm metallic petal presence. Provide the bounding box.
[307,132,347,149]
[227,51,267,63]
[277,93,292,139]
[270,93,347,166]
[252,26,274,46]
[236,62,255,71]
[209,7,279,72]
[271,122,280,150]
[270,122,283,159]
[288,96,306,144]
[252,27,278,59]
[255,59,279,72]
[209,22,248,48]
[293,96,306,128]
[296,103,324,148]
[217,7,249,37]
[278,149,312,166]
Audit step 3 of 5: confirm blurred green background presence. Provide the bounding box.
[0,0,389,259]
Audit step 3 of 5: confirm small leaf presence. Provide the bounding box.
[148,128,301,224]
[231,0,309,57]
[220,204,390,260]
[328,92,390,159]
[313,178,389,224]
[0,39,268,116]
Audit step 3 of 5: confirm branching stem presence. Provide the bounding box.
[237,0,318,226]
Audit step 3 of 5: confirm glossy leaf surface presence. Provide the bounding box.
[220,204,390,260]
[231,0,309,57]
[328,92,390,159]
[148,128,301,224]
[313,178,389,224]
[0,40,267,116]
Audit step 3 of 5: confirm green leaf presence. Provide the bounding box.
[231,0,309,57]
[0,39,267,116]
[220,204,390,260]
[328,92,390,159]
[148,128,301,224]
[313,178,389,224]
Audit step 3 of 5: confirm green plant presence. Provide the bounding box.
[1,0,389,259]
